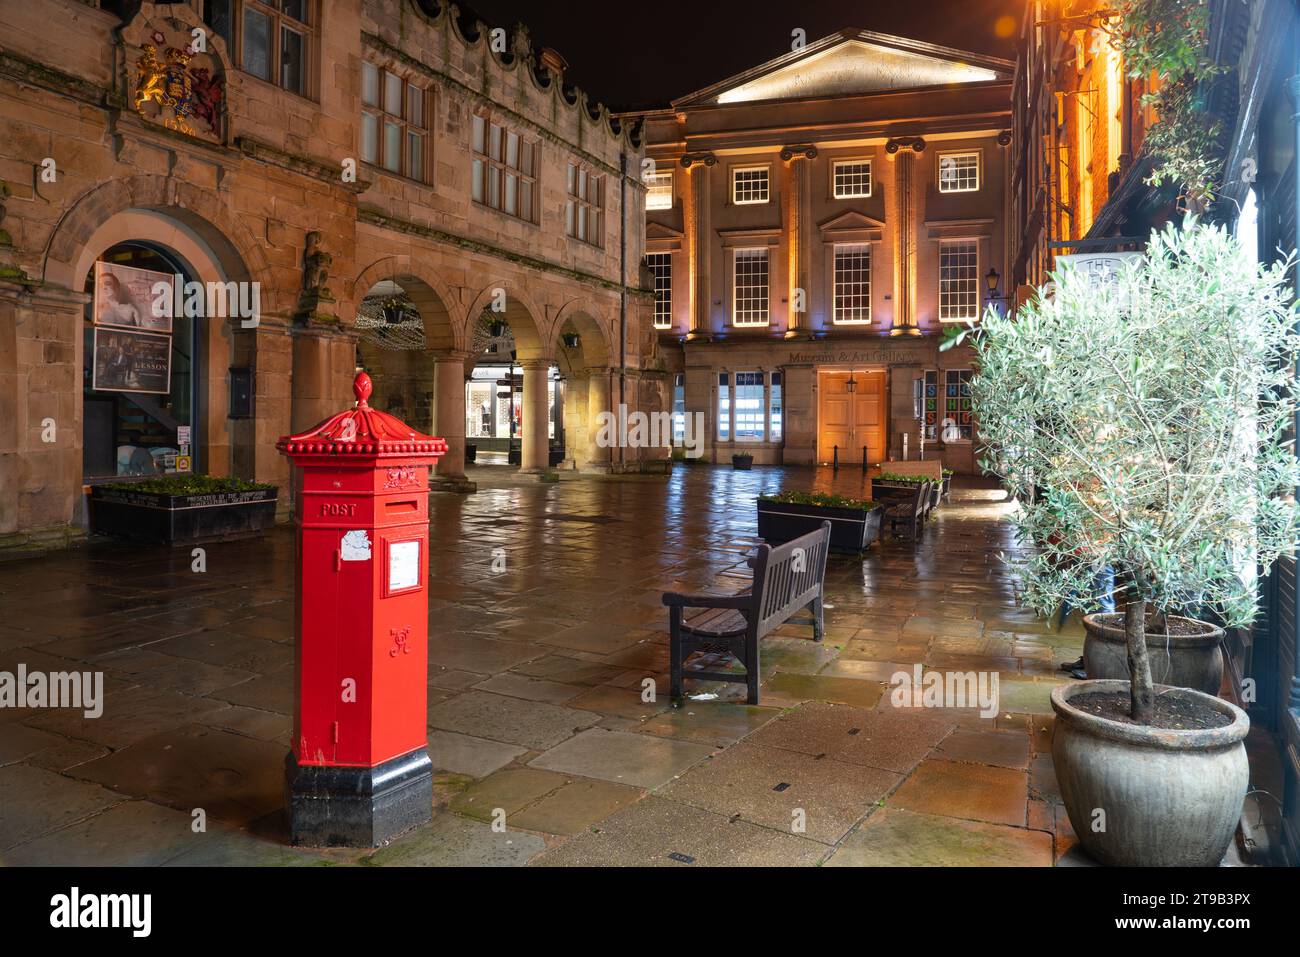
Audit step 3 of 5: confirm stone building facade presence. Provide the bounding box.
[630,29,1013,471]
[0,0,658,554]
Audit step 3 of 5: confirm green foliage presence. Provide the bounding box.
[1109,0,1223,205]
[129,474,276,495]
[972,219,1300,630]
[759,491,880,512]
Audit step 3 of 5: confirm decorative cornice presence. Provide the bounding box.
[0,50,115,108]
[235,136,369,194]
[356,206,652,299]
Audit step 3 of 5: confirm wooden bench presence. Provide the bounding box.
[880,459,943,481]
[662,521,831,704]
[883,481,930,540]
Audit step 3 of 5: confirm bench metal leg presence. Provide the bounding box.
[669,606,683,705]
[810,596,824,642]
[745,632,760,704]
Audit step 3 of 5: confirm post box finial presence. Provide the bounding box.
[353,371,373,407]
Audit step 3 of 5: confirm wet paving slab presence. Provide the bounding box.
[0,466,1096,866]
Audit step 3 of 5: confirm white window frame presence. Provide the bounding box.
[938,151,981,193]
[731,166,770,205]
[938,239,980,322]
[732,247,770,327]
[645,169,673,210]
[832,159,873,199]
[360,62,430,183]
[832,243,872,324]
[647,252,672,329]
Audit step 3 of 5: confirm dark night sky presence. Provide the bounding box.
[458,0,1027,111]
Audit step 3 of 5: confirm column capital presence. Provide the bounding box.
[885,136,926,156]
[680,151,717,169]
[780,144,818,162]
[518,356,553,370]
[431,349,474,363]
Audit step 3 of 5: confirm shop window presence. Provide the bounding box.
[672,373,685,444]
[734,372,765,442]
[717,373,730,441]
[943,369,974,441]
[770,372,783,442]
[83,243,199,480]
[472,114,537,223]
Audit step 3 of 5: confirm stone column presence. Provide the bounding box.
[682,153,715,340]
[887,138,925,337]
[291,326,356,434]
[781,146,816,338]
[520,359,551,472]
[431,350,474,491]
[586,367,611,469]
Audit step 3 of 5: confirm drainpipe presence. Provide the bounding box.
[1288,67,1300,719]
[619,151,628,470]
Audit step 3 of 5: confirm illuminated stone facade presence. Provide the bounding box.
[0,0,657,553]
[632,29,1014,469]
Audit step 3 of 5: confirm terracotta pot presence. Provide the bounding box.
[1082,613,1224,694]
[1051,679,1249,867]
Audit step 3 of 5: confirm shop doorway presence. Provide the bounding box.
[817,369,886,465]
[81,242,200,481]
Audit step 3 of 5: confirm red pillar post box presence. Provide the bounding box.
[277,372,446,846]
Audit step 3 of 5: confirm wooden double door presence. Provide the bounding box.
[817,370,887,465]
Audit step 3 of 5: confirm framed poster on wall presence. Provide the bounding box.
[93,260,174,333]
[92,328,172,395]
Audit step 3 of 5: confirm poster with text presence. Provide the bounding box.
[92,328,172,395]
[93,260,174,333]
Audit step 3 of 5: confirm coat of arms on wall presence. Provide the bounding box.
[132,27,224,139]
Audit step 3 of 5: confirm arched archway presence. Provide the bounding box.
[40,186,262,491]
[552,302,614,470]
[350,263,469,483]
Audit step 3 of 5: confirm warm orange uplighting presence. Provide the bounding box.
[994,15,1017,38]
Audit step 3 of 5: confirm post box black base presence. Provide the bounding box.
[285,748,433,847]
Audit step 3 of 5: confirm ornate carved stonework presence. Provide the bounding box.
[128,18,225,140]
[295,230,335,322]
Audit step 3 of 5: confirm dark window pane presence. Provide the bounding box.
[204,0,234,49]
[281,0,307,23]
[280,27,304,94]
[242,7,271,80]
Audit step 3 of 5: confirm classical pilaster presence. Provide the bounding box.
[887,137,925,337]
[781,145,817,339]
[681,152,716,341]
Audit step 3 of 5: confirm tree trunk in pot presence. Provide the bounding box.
[1126,599,1155,723]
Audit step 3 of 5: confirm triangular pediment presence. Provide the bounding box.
[675,30,1012,108]
[646,222,684,241]
[820,211,887,233]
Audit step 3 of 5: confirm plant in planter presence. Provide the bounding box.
[731,452,754,470]
[971,219,1300,866]
[757,490,883,552]
[941,469,953,498]
[90,474,279,546]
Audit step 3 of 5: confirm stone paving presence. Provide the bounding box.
[0,464,1096,866]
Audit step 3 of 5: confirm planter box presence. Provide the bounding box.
[465,444,477,463]
[757,500,882,553]
[90,485,278,546]
[732,454,753,471]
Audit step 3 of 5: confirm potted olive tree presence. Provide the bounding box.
[970,220,1300,866]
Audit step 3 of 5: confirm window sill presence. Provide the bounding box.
[362,162,433,190]
[237,69,316,104]
[471,201,539,228]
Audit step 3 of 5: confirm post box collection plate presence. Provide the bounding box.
[277,372,447,847]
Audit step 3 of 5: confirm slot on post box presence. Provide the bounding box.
[385,499,419,513]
